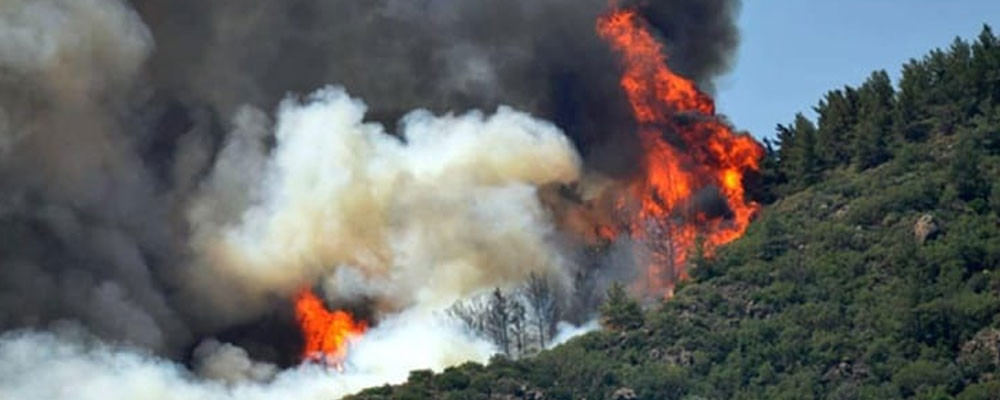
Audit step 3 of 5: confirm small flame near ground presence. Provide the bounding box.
[294,288,368,369]
[597,8,764,297]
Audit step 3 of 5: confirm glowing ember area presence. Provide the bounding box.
[294,288,368,369]
[597,8,764,296]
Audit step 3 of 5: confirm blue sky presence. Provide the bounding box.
[715,1,1000,140]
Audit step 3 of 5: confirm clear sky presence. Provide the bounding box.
[716,1,1000,140]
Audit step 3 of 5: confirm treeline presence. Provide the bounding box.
[763,25,1000,198]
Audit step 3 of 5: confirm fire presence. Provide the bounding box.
[294,288,368,369]
[597,8,764,296]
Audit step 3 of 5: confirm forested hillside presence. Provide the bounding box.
[350,26,1000,400]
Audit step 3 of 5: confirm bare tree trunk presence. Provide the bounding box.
[509,299,526,358]
[646,216,678,294]
[488,288,510,356]
[525,272,559,349]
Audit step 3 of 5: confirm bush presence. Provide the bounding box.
[892,360,954,396]
[956,381,1000,400]
[437,367,471,390]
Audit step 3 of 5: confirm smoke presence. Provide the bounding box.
[0,0,190,353]
[128,0,740,174]
[186,87,581,326]
[549,320,601,348]
[0,311,492,400]
[635,0,742,89]
[0,0,742,397]
[192,339,278,384]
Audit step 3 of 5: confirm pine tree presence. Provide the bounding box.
[774,123,796,166]
[755,138,784,203]
[599,283,643,331]
[815,88,858,166]
[853,70,895,169]
[895,59,933,141]
[792,113,821,187]
[972,26,998,108]
[951,132,989,202]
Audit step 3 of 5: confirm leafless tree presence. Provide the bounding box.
[486,288,511,356]
[508,296,526,356]
[524,272,560,348]
[449,295,490,338]
[450,280,563,358]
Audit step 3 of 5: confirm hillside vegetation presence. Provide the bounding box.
[349,26,1000,400]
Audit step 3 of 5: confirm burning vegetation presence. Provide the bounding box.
[595,8,764,296]
[294,288,368,369]
[283,2,763,368]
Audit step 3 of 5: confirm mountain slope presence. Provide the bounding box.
[349,26,1000,400]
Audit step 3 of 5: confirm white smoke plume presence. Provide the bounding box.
[0,311,493,400]
[186,87,582,323]
[549,320,601,348]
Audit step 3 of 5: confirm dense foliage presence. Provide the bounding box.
[350,26,1000,400]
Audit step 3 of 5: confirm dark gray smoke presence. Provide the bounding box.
[0,0,741,360]
[131,0,741,173]
[0,0,192,354]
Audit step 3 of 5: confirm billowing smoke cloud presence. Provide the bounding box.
[186,87,580,326]
[0,0,741,397]
[0,0,190,353]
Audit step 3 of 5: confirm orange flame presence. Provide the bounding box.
[294,288,368,368]
[597,8,764,296]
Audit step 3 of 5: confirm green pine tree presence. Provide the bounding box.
[950,133,989,201]
[853,70,895,169]
[792,113,821,186]
[599,283,643,331]
[815,88,859,166]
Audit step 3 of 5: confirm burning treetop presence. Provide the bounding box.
[597,8,764,295]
